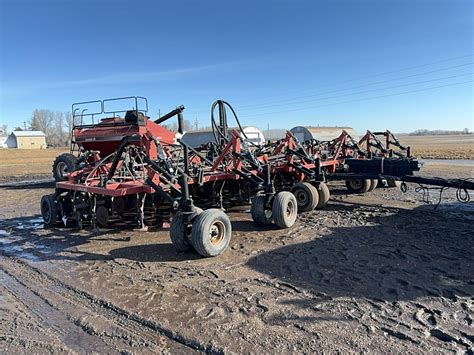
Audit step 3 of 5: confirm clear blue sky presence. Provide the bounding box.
[0,0,472,133]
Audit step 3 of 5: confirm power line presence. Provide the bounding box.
[237,72,472,111]
[185,54,473,116]
[238,62,473,110]
[240,80,473,119]
[229,54,472,106]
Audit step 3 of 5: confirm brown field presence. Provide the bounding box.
[0,148,68,183]
[397,134,474,159]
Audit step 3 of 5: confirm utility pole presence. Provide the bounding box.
[194,117,199,130]
[23,121,27,131]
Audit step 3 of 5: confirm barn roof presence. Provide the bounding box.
[12,131,46,137]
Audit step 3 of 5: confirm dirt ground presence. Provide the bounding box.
[397,134,474,160]
[0,162,473,353]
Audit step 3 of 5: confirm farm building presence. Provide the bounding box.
[182,126,266,148]
[5,131,47,149]
[290,126,359,142]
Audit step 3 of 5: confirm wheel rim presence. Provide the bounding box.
[286,199,296,217]
[185,224,193,238]
[349,179,363,189]
[56,162,68,177]
[264,210,272,219]
[294,189,308,206]
[209,220,226,246]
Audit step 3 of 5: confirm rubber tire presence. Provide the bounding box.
[316,182,330,209]
[345,179,371,194]
[170,207,203,252]
[272,192,298,229]
[292,182,319,212]
[387,178,401,188]
[191,209,232,257]
[41,194,58,227]
[53,153,78,182]
[367,179,378,192]
[95,205,109,227]
[251,194,273,226]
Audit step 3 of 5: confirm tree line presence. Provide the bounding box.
[408,128,471,136]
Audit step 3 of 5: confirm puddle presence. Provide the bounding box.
[0,237,40,261]
[15,217,44,231]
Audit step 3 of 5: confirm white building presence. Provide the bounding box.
[181,126,266,148]
[5,131,47,149]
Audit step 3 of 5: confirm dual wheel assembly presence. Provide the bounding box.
[345,178,378,194]
[251,182,331,229]
[291,181,330,212]
[170,208,232,257]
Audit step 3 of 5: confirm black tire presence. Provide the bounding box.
[316,182,330,209]
[170,207,203,252]
[52,153,78,182]
[387,178,401,188]
[272,192,297,229]
[345,179,371,194]
[95,206,109,227]
[41,194,58,226]
[292,182,319,212]
[367,179,378,192]
[191,209,232,257]
[251,194,273,226]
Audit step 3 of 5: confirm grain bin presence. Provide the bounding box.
[290,126,358,142]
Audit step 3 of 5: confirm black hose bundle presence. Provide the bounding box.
[210,99,256,149]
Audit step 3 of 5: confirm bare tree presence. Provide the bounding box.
[29,109,70,146]
[30,109,54,141]
[52,112,66,146]
[64,112,73,133]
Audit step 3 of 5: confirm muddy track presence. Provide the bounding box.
[1,171,473,353]
[0,256,213,354]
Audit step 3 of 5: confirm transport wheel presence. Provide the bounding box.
[345,179,371,194]
[272,192,298,229]
[315,182,330,209]
[170,208,203,252]
[368,179,378,192]
[191,209,232,257]
[41,194,58,226]
[292,182,319,212]
[112,197,126,214]
[377,179,387,188]
[387,178,401,188]
[95,206,109,227]
[251,194,273,226]
[52,153,78,182]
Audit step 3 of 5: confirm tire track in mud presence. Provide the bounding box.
[0,256,222,354]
